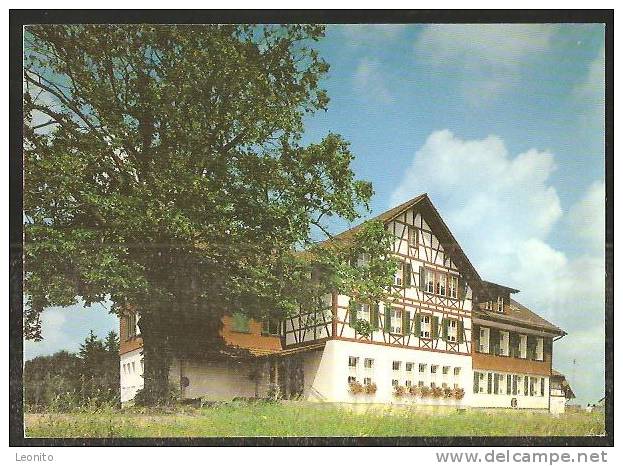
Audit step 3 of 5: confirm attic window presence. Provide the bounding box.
[496,296,504,313]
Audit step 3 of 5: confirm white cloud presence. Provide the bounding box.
[391,129,605,403]
[415,24,557,103]
[567,180,605,249]
[574,44,605,142]
[353,57,394,104]
[340,24,407,44]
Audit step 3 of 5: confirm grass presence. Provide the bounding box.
[24,402,605,438]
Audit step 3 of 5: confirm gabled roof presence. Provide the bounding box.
[475,299,565,336]
[322,193,484,292]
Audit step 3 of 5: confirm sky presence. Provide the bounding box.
[24,24,606,405]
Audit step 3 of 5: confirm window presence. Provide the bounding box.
[479,327,490,353]
[442,366,450,375]
[364,377,372,386]
[446,319,458,342]
[357,303,371,322]
[496,296,504,313]
[392,360,401,371]
[442,382,448,389]
[390,308,403,334]
[426,269,435,293]
[405,362,413,372]
[436,273,447,296]
[405,380,412,387]
[408,227,418,246]
[516,376,524,396]
[392,379,399,387]
[419,363,427,373]
[348,376,357,384]
[262,317,281,336]
[348,356,358,368]
[135,312,141,336]
[519,335,528,359]
[540,378,545,396]
[453,367,461,376]
[449,275,458,298]
[454,383,459,389]
[364,358,374,369]
[430,382,436,388]
[484,300,493,311]
[231,312,250,333]
[126,313,137,340]
[131,361,135,373]
[535,337,544,361]
[499,331,510,356]
[420,315,431,338]
[431,364,438,374]
[394,263,404,287]
[418,380,424,387]
[529,377,537,396]
[357,253,371,267]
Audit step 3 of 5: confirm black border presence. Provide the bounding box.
[9,9,614,447]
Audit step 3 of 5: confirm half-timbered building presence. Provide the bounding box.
[119,194,569,412]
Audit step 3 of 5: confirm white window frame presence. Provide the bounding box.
[496,296,504,313]
[479,327,490,353]
[348,356,358,368]
[500,330,510,356]
[408,226,418,247]
[449,275,458,298]
[447,319,458,342]
[390,308,403,334]
[519,335,528,359]
[426,269,435,294]
[364,358,374,369]
[535,337,544,361]
[357,304,370,323]
[420,315,431,338]
[394,264,404,287]
[392,360,402,371]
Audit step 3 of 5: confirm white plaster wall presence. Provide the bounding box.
[120,348,144,403]
[550,395,566,415]
[470,373,550,410]
[168,358,269,400]
[302,339,472,406]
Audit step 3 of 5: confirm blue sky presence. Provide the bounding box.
[25,24,605,405]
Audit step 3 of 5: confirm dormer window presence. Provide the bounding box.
[408,227,418,247]
[496,296,504,313]
[484,300,493,311]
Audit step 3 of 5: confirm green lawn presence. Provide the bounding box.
[25,402,605,438]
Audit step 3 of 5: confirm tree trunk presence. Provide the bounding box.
[135,312,174,405]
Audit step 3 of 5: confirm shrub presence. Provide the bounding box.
[365,383,377,395]
[352,319,372,338]
[420,386,431,398]
[453,387,465,400]
[431,387,443,398]
[393,385,406,397]
[348,381,364,395]
[408,385,420,397]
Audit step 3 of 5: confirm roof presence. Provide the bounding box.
[320,193,485,292]
[551,369,576,399]
[481,280,520,295]
[475,299,565,335]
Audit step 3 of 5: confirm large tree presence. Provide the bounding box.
[23,24,398,403]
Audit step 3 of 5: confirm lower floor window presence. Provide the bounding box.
[392,379,399,387]
[348,376,357,384]
[364,377,372,386]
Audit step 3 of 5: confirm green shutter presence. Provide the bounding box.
[413,312,421,336]
[431,315,439,339]
[402,310,410,336]
[403,263,412,287]
[232,312,250,333]
[458,276,466,300]
[473,372,480,393]
[487,373,492,394]
[371,303,379,330]
[348,299,358,327]
[507,374,512,394]
[419,266,426,291]
[384,309,391,332]
[441,318,448,340]
[457,320,464,343]
[524,377,529,395]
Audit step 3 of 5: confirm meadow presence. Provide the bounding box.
[24,402,605,438]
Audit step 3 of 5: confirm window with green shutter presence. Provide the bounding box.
[487,372,493,394]
[473,372,480,393]
[431,315,439,339]
[231,312,250,333]
[403,262,412,287]
[441,318,448,340]
[402,310,410,335]
[384,309,391,332]
[413,312,421,336]
[457,320,464,343]
[371,303,379,330]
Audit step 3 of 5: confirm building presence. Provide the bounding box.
[549,369,576,415]
[120,194,568,412]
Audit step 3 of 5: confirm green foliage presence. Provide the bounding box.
[24,331,120,411]
[351,319,372,338]
[24,403,606,438]
[23,25,398,401]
